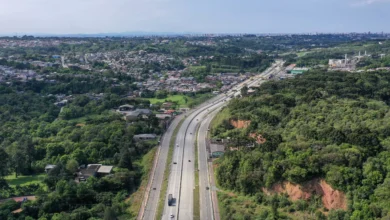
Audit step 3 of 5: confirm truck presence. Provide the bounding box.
[168,194,173,206]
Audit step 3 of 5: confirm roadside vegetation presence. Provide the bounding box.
[126,147,157,217]
[212,70,390,219]
[143,93,214,108]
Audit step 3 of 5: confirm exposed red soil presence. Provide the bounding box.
[249,133,267,144]
[230,120,251,129]
[263,179,347,210]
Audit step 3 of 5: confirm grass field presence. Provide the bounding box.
[5,174,45,186]
[144,93,214,108]
[143,95,189,107]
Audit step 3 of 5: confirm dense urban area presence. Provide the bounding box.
[1,33,390,220]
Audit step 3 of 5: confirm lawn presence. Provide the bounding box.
[144,95,189,107]
[5,174,46,186]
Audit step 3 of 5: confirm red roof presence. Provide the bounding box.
[164,109,175,114]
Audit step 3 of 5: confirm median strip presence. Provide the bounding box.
[156,117,185,220]
[194,126,200,220]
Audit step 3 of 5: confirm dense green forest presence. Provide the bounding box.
[212,71,390,219]
[0,81,161,219]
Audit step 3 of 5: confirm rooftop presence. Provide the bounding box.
[97,165,113,174]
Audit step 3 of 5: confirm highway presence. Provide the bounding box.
[142,114,185,220]
[142,60,284,220]
[163,96,227,220]
[198,107,223,220]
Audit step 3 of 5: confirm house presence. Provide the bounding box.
[77,164,113,182]
[164,109,175,115]
[54,100,68,107]
[133,134,157,141]
[181,77,195,83]
[166,77,180,85]
[97,165,114,177]
[124,109,152,121]
[118,104,135,112]
[155,114,172,120]
[161,102,174,110]
[45,164,57,173]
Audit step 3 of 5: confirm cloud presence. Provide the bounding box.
[352,0,390,6]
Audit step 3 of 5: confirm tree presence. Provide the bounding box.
[0,148,9,178]
[155,90,168,99]
[104,207,117,220]
[66,159,79,173]
[241,85,248,96]
[118,150,133,170]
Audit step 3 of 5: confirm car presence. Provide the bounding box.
[176,144,179,147]
[153,187,156,190]
[188,160,191,162]
[173,162,177,164]
[207,128,210,131]
[190,133,192,135]
[206,186,209,190]
[170,214,174,218]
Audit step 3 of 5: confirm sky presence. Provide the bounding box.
[0,0,389,35]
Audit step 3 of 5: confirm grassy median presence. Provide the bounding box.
[156,117,185,219]
[193,127,200,220]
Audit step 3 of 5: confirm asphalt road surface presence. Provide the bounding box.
[163,97,227,220]
[143,61,284,220]
[142,114,185,220]
[198,106,223,220]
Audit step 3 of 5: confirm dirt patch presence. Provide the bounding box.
[263,179,347,210]
[230,120,251,129]
[249,133,267,144]
[12,208,23,214]
[319,179,347,210]
[227,192,237,197]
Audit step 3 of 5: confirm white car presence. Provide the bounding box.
[170,214,174,218]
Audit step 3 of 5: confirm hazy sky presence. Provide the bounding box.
[0,0,389,34]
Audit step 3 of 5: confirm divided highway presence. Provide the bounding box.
[142,61,284,220]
